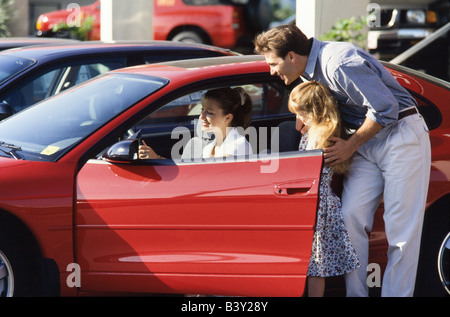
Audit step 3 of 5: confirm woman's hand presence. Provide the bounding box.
[138,140,159,159]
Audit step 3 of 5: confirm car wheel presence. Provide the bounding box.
[0,220,43,297]
[438,232,450,295]
[0,250,14,297]
[414,196,450,297]
[172,31,204,44]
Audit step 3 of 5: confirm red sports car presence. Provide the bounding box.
[0,55,448,297]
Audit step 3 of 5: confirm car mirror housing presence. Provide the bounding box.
[103,139,139,163]
[0,102,13,121]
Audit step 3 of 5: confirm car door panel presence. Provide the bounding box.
[75,151,322,296]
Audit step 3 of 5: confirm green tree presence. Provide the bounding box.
[52,15,94,41]
[0,0,15,37]
[319,16,368,50]
[270,0,295,22]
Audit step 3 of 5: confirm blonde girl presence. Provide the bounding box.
[289,81,359,297]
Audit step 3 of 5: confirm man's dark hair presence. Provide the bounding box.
[254,24,312,58]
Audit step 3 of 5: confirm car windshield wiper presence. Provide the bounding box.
[0,141,23,160]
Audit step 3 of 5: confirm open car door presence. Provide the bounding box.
[76,151,322,296]
[75,149,322,296]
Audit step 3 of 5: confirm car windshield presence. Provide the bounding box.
[0,55,35,84]
[0,73,167,162]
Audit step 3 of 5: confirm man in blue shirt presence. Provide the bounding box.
[254,25,431,297]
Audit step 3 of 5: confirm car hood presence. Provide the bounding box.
[0,157,31,169]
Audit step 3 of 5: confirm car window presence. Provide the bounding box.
[137,82,290,132]
[133,81,293,159]
[2,59,125,113]
[148,82,288,119]
[75,63,117,85]
[0,56,35,84]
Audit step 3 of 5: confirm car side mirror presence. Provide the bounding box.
[0,102,13,121]
[103,139,139,163]
[102,129,142,163]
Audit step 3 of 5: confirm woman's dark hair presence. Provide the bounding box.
[202,87,253,129]
[254,24,312,58]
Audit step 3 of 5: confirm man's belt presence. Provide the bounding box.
[399,107,419,120]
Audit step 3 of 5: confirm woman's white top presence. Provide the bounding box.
[182,127,253,160]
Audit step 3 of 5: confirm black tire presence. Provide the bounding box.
[0,250,13,297]
[438,232,450,295]
[0,218,43,297]
[172,31,204,44]
[414,196,450,297]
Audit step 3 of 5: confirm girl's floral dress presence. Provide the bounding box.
[299,134,360,277]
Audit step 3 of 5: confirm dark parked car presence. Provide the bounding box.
[0,55,448,297]
[0,41,238,119]
[0,37,79,51]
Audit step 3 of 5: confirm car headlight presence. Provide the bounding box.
[406,10,426,24]
[36,15,48,30]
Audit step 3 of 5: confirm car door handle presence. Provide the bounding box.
[274,180,316,196]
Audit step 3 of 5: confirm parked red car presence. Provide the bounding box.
[36,0,272,49]
[0,55,448,297]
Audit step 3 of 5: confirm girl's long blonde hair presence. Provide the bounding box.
[289,81,350,175]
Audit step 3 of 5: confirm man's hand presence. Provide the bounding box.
[324,118,383,166]
[323,136,356,166]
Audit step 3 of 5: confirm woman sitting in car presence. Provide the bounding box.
[139,87,254,160]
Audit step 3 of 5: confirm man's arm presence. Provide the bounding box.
[323,118,382,166]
